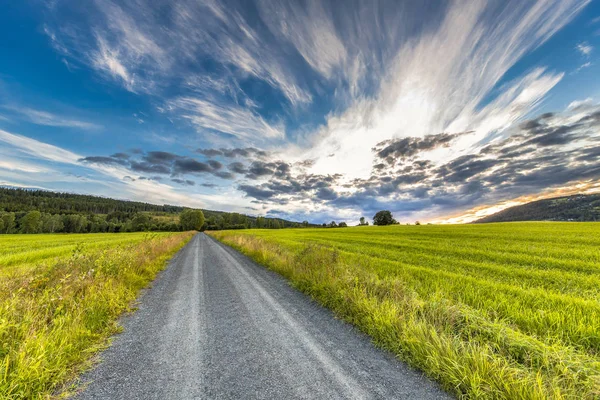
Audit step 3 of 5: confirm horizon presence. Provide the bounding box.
[1,1,600,224]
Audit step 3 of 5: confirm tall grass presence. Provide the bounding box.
[0,231,194,399]
[209,223,600,399]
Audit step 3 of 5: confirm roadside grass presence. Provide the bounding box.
[209,223,600,399]
[0,231,195,399]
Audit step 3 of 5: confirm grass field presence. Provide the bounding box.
[0,231,195,399]
[209,223,600,399]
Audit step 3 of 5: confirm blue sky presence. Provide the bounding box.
[1,0,600,223]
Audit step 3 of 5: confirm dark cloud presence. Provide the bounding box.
[228,162,247,174]
[213,171,235,179]
[238,184,276,200]
[144,151,181,165]
[196,147,269,159]
[246,161,275,178]
[295,159,315,168]
[171,178,195,186]
[196,148,223,157]
[207,160,223,170]
[316,187,338,200]
[130,161,171,174]
[111,152,130,160]
[173,159,212,174]
[79,156,128,166]
[372,131,470,166]
[82,149,231,180]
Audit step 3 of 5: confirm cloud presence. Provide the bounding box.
[372,132,470,166]
[80,149,232,180]
[167,97,284,142]
[0,129,80,163]
[573,61,592,74]
[79,156,128,166]
[171,178,195,186]
[3,106,100,130]
[196,147,269,159]
[576,42,593,56]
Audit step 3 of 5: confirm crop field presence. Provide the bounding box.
[209,223,600,399]
[0,231,195,399]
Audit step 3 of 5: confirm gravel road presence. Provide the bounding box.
[75,233,450,399]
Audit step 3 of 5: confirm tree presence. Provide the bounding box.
[373,210,394,226]
[21,211,42,233]
[2,212,16,233]
[180,209,205,231]
[328,221,338,228]
[41,213,63,233]
[359,217,365,225]
[131,213,151,231]
[62,214,88,233]
[338,222,348,227]
[415,221,421,225]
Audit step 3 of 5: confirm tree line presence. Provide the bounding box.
[0,188,315,233]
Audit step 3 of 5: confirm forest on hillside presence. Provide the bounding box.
[0,188,311,233]
[475,194,600,223]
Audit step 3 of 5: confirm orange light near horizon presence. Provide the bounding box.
[430,180,600,224]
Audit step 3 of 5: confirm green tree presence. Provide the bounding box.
[21,211,42,233]
[131,213,151,231]
[328,221,337,228]
[62,214,88,233]
[2,212,16,233]
[338,222,348,227]
[180,209,205,231]
[41,214,63,233]
[373,210,394,226]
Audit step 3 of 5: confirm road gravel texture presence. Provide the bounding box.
[75,233,450,399]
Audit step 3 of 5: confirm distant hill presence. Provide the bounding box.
[0,187,313,231]
[475,194,600,223]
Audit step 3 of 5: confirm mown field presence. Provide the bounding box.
[209,223,600,399]
[0,231,195,399]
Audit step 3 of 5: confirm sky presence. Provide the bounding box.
[1,0,600,224]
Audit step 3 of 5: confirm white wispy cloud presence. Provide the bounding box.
[167,97,285,142]
[0,129,81,163]
[577,42,593,56]
[0,159,51,174]
[3,106,101,130]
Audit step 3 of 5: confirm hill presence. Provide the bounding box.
[475,194,600,223]
[0,187,311,232]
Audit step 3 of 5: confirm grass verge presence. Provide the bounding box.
[0,231,195,399]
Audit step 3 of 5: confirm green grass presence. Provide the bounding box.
[0,231,195,399]
[209,223,600,399]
